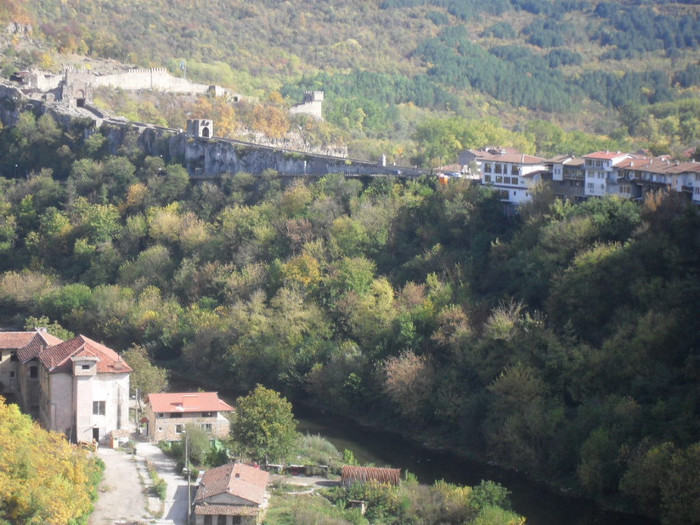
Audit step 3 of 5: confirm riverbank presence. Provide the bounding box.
[167,374,656,525]
[293,401,658,525]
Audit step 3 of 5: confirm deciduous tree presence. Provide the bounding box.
[230,384,298,465]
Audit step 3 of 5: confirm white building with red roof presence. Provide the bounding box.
[0,329,131,443]
[583,151,633,197]
[38,335,132,442]
[193,462,269,525]
[468,147,547,204]
[145,391,234,442]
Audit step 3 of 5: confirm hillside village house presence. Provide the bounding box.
[0,329,131,442]
[467,147,548,205]
[460,146,700,207]
[145,391,234,442]
[193,462,269,525]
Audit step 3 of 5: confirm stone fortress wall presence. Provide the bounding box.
[65,67,215,95]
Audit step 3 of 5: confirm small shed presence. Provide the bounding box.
[341,466,401,487]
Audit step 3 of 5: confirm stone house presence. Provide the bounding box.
[144,392,234,442]
[0,330,131,443]
[0,329,62,411]
[193,462,269,525]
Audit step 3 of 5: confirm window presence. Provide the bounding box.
[484,175,491,182]
[495,176,503,183]
[30,366,38,378]
[202,411,214,418]
[176,424,183,433]
[81,364,90,370]
[202,423,212,431]
[484,164,492,173]
[511,166,520,176]
[503,177,511,184]
[203,516,212,525]
[494,164,502,174]
[170,413,182,418]
[217,516,227,525]
[93,401,106,415]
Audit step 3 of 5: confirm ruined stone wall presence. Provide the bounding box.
[89,68,210,94]
[62,67,212,95]
[129,126,422,179]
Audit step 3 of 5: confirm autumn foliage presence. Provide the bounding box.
[0,397,103,525]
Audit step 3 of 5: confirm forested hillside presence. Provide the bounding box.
[0,110,699,522]
[1,0,699,162]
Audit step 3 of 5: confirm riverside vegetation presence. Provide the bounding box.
[0,108,698,523]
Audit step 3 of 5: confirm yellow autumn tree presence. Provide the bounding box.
[0,397,103,525]
[252,105,289,139]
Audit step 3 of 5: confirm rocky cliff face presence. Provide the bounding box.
[134,126,421,178]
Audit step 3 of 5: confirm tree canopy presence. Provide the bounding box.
[230,385,298,465]
[0,397,103,525]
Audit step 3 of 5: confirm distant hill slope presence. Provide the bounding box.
[2,0,699,141]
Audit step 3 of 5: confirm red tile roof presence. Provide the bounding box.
[38,335,132,374]
[476,151,545,165]
[147,392,234,414]
[0,329,65,363]
[0,332,38,349]
[665,161,700,175]
[195,463,269,506]
[583,151,628,160]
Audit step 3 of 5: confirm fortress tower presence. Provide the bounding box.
[289,91,324,120]
[187,119,214,138]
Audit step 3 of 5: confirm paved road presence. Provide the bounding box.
[89,447,148,525]
[136,442,192,525]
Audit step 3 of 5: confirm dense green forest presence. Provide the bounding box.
[1,0,699,160]
[0,109,698,523]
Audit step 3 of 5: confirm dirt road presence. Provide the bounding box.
[89,447,148,525]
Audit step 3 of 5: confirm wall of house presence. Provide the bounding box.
[146,408,230,442]
[0,350,19,400]
[195,514,257,525]
[46,372,74,436]
[18,358,40,417]
[73,372,130,443]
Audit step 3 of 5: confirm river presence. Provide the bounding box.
[293,404,656,525]
[170,377,655,525]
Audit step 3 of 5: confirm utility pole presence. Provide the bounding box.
[184,430,191,524]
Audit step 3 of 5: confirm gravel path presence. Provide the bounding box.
[88,447,148,525]
[88,440,193,525]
